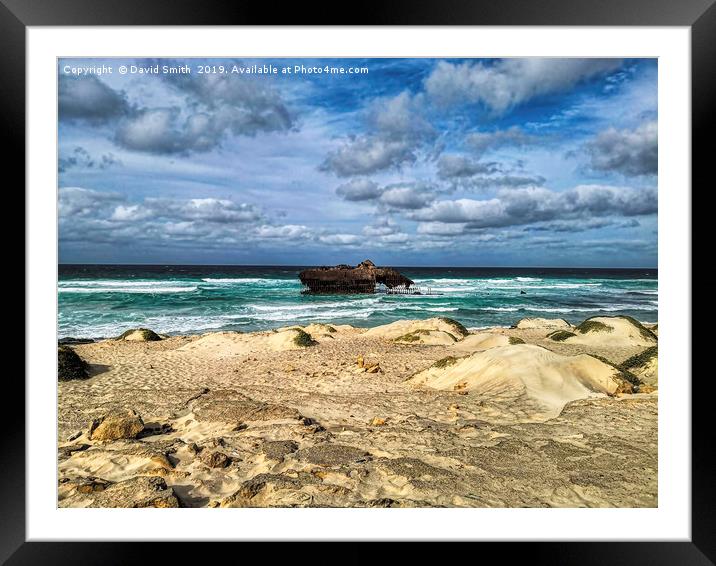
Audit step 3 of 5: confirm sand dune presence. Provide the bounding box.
[364,317,468,342]
[177,328,317,358]
[550,316,657,348]
[408,344,625,418]
[451,332,513,352]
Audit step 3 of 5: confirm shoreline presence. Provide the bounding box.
[58,315,658,344]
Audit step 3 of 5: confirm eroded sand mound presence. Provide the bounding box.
[177,328,316,358]
[364,317,468,342]
[515,317,572,330]
[408,344,626,418]
[451,332,513,352]
[557,316,657,347]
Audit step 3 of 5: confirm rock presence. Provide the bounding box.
[88,476,179,508]
[356,355,364,368]
[200,450,231,468]
[369,417,387,426]
[58,345,89,381]
[88,409,144,441]
[365,363,381,374]
[58,443,91,460]
[116,328,162,342]
[261,440,299,461]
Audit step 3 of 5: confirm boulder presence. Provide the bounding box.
[58,345,89,381]
[200,450,231,468]
[88,409,144,441]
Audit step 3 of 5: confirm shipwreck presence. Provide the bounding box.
[299,260,414,294]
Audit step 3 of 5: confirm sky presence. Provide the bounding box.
[58,57,658,267]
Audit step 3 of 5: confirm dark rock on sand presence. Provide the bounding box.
[200,450,231,468]
[58,345,89,381]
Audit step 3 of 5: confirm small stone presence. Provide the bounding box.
[88,409,144,441]
[356,355,364,368]
[365,363,381,374]
[369,417,387,426]
[200,450,231,468]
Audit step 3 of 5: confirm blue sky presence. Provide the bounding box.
[58,57,657,267]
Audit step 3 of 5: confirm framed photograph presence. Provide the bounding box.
[7,0,709,562]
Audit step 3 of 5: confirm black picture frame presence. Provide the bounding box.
[4,0,708,562]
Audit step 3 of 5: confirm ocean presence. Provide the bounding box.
[58,265,658,339]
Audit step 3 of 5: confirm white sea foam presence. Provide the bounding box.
[59,286,198,294]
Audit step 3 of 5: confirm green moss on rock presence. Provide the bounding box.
[508,336,525,345]
[547,330,577,342]
[293,329,317,347]
[116,328,162,342]
[58,345,89,381]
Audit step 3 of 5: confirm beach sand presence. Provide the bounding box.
[58,316,658,508]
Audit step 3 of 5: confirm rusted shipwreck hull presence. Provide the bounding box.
[299,260,414,294]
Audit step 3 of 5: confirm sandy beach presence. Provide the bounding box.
[58,315,658,508]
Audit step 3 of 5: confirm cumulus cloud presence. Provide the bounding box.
[320,136,417,177]
[335,178,384,201]
[425,58,622,113]
[362,217,401,237]
[159,61,294,135]
[411,185,657,228]
[59,75,130,122]
[321,91,438,177]
[379,184,436,210]
[465,127,536,157]
[62,62,295,156]
[59,187,267,247]
[318,233,362,246]
[254,224,313,239]
[416,222,469,236]
[367,91,433,141]
[582,120,657,176]
[437,155,499,179]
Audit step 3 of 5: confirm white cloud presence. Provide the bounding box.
[582,120,657,176]
[425,58,622,113]
[411,185,657,228]
[335,178,384,201]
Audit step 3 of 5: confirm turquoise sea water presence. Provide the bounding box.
[58,265,658,339]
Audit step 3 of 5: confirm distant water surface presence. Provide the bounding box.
[58,265,658,339]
